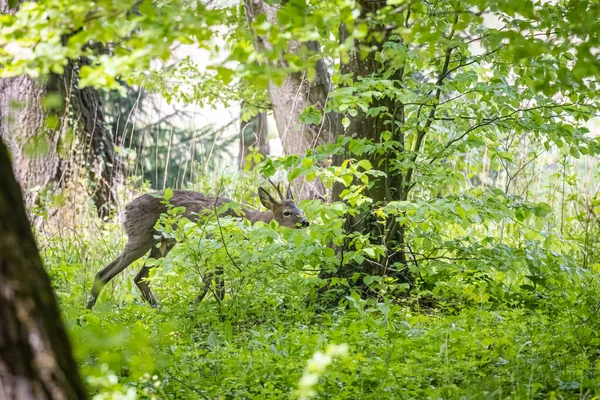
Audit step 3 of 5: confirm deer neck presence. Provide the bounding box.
[243,208,274,224]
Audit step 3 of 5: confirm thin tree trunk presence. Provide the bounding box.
[0,139,87,400]
[244,0,341,200]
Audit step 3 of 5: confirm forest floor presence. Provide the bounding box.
[40,204,600,400]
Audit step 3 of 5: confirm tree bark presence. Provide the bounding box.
[0,75,61,211]
[0,139,87,400]
[238,106,270,170]
[0,0,121,217]
[335,0,409,279]
[64,62,121,217]
[244,0,341,200]
[0,66,121,218]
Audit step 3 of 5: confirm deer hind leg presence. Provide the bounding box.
[87,240,153,309]
[215,266,225,301]
[195,265,225,304]
[134,242,174,308]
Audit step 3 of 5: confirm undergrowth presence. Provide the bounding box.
[36,170,600,400]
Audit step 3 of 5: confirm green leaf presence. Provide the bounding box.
[455,205,467,220]
[164,187,173,202]
[364,247,375,258]
[42,93,64,111]
[569,147,580,159]
[302,157,314,169]
[299,106,322,124]
[357,159,372,171]
[533,202,552,217]
[215,67,236,85]
[207,332,219,351]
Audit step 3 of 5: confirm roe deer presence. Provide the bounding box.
[86,184,309,309]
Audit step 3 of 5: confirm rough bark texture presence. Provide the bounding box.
[0,0,121,217]
[63,62,120,217]
[0,74,61,210]
[335,0,409,279]
[0,139,88,400]
[244,0,341,200]
[238,107,270,170]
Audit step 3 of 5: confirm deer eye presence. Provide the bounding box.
[283,211,291,217]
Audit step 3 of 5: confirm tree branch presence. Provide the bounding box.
[428,103,590,164]
[402,43,454,198]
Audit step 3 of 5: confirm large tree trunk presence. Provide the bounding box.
[244,0,341,200]
[0,75,62,211]
[0,139,87,400]
[238,106,270,170]
[335,0,409,279]
[0,0,121,218]
[0,67,121,218]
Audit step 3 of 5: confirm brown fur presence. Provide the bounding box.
[86,188,308,309]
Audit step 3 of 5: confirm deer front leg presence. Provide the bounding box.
[134,242,174,307]
[134,266,158,307]
[87,241,152,309]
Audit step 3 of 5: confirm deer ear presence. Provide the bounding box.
[285,184,293,200]
[258,187,278,209]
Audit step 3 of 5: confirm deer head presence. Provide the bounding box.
[258,181,309,229]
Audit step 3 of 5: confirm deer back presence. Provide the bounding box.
[123,191,232,240]
[123,188,307,243]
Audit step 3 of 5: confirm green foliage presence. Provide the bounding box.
[38,157,600,398]
[12,0,600,397]
[0,0,216,89]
